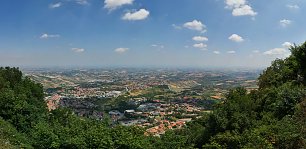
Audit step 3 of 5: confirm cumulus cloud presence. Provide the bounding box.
[287,4,299,10]
[193,43,207,49]
[40,33,60,39]
[213,51,220,54]
[49,2,62,8]
[225,0,257,17]
[183,20,206,33]
[192,36,208,42]
[232,5,257,16]
[280,19,292,27]
[263,48,290,58]
[263,42,295,58]
[104,0,134,10]
[227,50,236,54]
[114,48,129,53]
[282,42,293,49]
[71,48,85,53]
[228,34,244,42]
[225,0,246,8]
[122,9,150,21]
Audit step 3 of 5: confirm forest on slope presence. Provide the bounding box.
[0,42,306,148]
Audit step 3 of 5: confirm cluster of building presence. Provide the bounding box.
[45,94,206,136]
[108,98,206,136]
[59,87,123,99]
[45,94,61,111]
[145,119,191,136]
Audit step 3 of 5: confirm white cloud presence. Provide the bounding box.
[287,4,299,10]
[225,0,246,8]
[172,24,182,30]
[114,48,129,53]
[40,33,60,39]
[225,0,257,17]
[227,50,236,54]
[76,0,89,5]
[193,43,207,49]
[228,34,244,42]
[49,2,62,9]
[263,48,290,58]
[122,9,150,21]
[151,44,164,49]
[213,51,220,54]
[192,36,208,42]
[104,0,134,10]
[263,42,294,58]
[282,42,293,49]
[280,19,292,27]
[183,20,206,33]
[71,48,85,53]
[232,5,257,16]
[252,50,260,53]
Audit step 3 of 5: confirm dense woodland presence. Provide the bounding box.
[0,42,306,148]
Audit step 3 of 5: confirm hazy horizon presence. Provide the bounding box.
[4,64,266,71]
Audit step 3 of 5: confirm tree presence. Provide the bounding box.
[290,42,306,84]
[0,67,47,132]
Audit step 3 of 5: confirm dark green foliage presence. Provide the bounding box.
[291,42,306,84]
[205,88,256,135]
[0,67,47,132]
[150,130,193,149]
[258,59,297,89]
[258,42,306,89]
[255,83,306,119]
[0,67,22,89]
[190,42,306,148]
[110,126,152,149]
[0,117,31,148]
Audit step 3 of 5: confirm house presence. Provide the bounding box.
[109,110,122,116]
[124,109,135,114]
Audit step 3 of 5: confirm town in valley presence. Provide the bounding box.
[24,68,260,136]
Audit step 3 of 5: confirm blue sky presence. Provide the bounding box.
[0,0,305,68]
